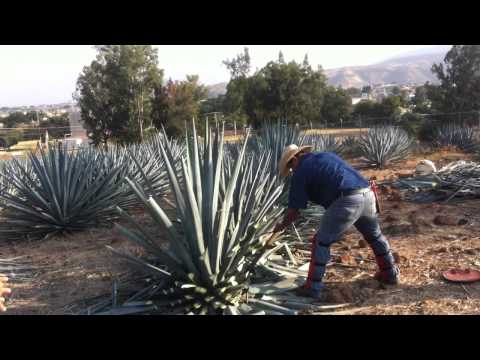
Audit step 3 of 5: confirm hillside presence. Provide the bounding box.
[325,46,451,88]
[206,82,228,98]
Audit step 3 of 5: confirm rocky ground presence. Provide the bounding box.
[1,149,480,315]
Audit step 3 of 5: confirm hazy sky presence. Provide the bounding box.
[0,45,444,107]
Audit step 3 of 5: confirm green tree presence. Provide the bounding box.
[431,45,480,113]
[0,129,23,148]
[222,47,252,127]
[412,85,431,113]
[321,86,353,125]
[152,75,208,137]
[3,112,29,128]
[242,57,328,128]
[352,100,383,121]
[75,45,163,146]
[352,97,402,125]
[200,95,225,116]
[391,86,401,96]
[302,54,309,68]
[223,47,251,79]
[380,96,404,120]
[39,113,71,139]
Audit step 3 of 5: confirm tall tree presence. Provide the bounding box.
[391,86,401,96]
[152,75,208,136]
[352,100,383,121]
[412,85,431,113]
[431,45,480,113]
[222,47,252,125]
[223,47,251,79]
[321,86,353,125]
[242,57,328,128]
[75,45,163,145]
[302,54,309,68]
[380,96,403,121]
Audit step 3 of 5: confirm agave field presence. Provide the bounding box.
[1,119,480,315]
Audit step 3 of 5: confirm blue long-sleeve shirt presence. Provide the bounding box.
[288,152,369,209]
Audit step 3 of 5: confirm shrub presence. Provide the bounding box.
[399,112,424,138]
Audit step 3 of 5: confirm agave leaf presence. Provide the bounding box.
[106,246,172,278]
[214,130,250,273]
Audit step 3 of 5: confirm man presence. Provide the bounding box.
[271,144,399,299]
[0,275,11,312]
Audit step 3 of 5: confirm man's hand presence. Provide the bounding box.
[266,208,300,247]
[0,275,12,312]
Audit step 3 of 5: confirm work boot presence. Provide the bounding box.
[293,285,326,300]
[374,250,399,285]
[374,266,400,285]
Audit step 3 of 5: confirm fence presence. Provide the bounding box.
[2,110,480,150]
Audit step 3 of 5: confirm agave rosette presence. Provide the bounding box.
[109,120,285,314]
[358,126,412,168]
[303,134,343,154]
[433,124,478,152]
[0,146,130,240]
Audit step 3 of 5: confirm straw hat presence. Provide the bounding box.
[278,144,313,177]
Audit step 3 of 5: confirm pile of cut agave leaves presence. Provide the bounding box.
[68,206,353,316]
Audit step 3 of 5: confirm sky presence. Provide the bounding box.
[0,45,446,108]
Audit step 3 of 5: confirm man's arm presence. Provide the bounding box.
[269,164,307,242]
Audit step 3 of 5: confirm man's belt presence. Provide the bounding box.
[339,187,371,197]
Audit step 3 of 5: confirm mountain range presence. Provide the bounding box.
[206,46,451,97]
[324,45,451,88]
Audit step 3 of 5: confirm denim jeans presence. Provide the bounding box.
[305,190,397,294]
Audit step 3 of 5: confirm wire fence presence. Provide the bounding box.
[215,110,480,137]
[1,110,480,151]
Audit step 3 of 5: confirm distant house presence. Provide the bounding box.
[352,97,364,105]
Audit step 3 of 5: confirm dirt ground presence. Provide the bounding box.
[2,148,480,315]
